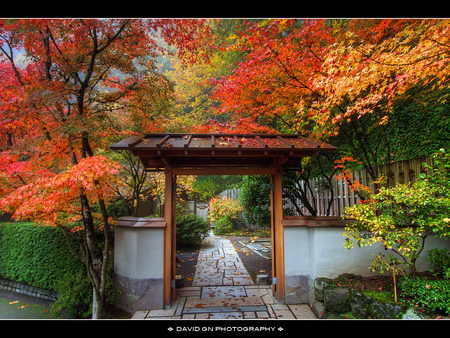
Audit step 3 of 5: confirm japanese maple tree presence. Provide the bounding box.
[213,19,450,191]
[211,19,334,131]
[0,18,208,318]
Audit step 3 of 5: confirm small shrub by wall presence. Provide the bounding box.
[176,212,210,247]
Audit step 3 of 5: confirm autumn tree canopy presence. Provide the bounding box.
[0,18,208,318]
[1,17,450,317]
[208,19,450,184]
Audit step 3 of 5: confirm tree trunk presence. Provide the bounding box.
[92,288,107,319]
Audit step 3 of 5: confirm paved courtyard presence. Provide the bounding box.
[132,232,317,320]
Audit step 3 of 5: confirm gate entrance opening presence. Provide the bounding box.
[110,133,335,308]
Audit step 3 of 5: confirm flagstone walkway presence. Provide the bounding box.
[131,231,317,320]
[193,231,254,287]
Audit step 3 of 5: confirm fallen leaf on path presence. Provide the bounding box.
[20,305,29,308]
[9,301,19,305]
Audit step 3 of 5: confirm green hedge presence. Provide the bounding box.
[0,222,85,291]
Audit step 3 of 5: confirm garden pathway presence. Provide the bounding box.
[193,231,254,287]
[131,231,317,320]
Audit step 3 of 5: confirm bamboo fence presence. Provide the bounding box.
[219,156,434,218]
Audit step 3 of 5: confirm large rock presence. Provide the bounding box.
[401,307,427,319]
[311,301,325,318]
[324,286,351,314]
[314,277,336,302]
[368,300,406,319]
[348,289,374,318]
[349,289,407,319]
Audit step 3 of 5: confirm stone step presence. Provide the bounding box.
[183,305,267,314]
[184,295,265,309]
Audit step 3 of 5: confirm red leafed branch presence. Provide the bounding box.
[0,155,123,226]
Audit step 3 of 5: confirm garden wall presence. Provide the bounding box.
[114,217,166,312]
[0,277,58,301]
[282,217,450,305]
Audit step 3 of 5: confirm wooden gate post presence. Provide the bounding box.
[172,174,177,300]
[271,160,285,302]
[163,164,174,307]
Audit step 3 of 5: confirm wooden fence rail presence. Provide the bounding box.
[219,156,434,218]
[286,156,434,217]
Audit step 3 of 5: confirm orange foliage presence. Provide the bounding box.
[0,156,122,226]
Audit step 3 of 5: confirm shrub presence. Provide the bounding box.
[176,212,210,247]
[344,149,450,277]
[214,215,233,234]
[51,251,117,319]
[239,175,271,228]
[399,276,450,314]
[51,270,92,318]
[208,196,244,223]
[428,248,450,279]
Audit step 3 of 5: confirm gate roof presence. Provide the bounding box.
[110,133,335,175]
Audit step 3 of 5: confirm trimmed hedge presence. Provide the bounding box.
[0,222,85,291]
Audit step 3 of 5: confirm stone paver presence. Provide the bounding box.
[193,232,254,286]
[201,286,246,298]
[132,231,317,320]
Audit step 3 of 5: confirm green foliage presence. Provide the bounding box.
[427,248,450,279]
[51,270,93,319]
[190,175,243,202]
[104,198,130,220]
[50,251,117,319]
[399,276,450,314]
[0,222,121,319]
[214,215,233,234]
[176,211,210,247]
[370,253,405,276]
[387,86,450,162]
[239,175,271,228]
[344,149,450,277]
[0,222,85,291]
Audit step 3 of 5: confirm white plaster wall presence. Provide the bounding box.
[285,226,450,280]
[114,227,164,279]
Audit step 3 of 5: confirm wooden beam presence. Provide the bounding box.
[281,216,354,227]
[173,167,276,176]
[184,134,193,148]
[157,135,170,148]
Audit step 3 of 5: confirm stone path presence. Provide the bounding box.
[193,231,254,287]
[131,231,317,320]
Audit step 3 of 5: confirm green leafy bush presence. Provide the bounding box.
[51,270,92,318]
[51,252,117,319]
[427,248,450,279]
[0,222,121,318]
[399,276,450,314]
[239,175,271,228]
[176,211,210,247]
[344,149,450,277]
[214,215,233,234]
